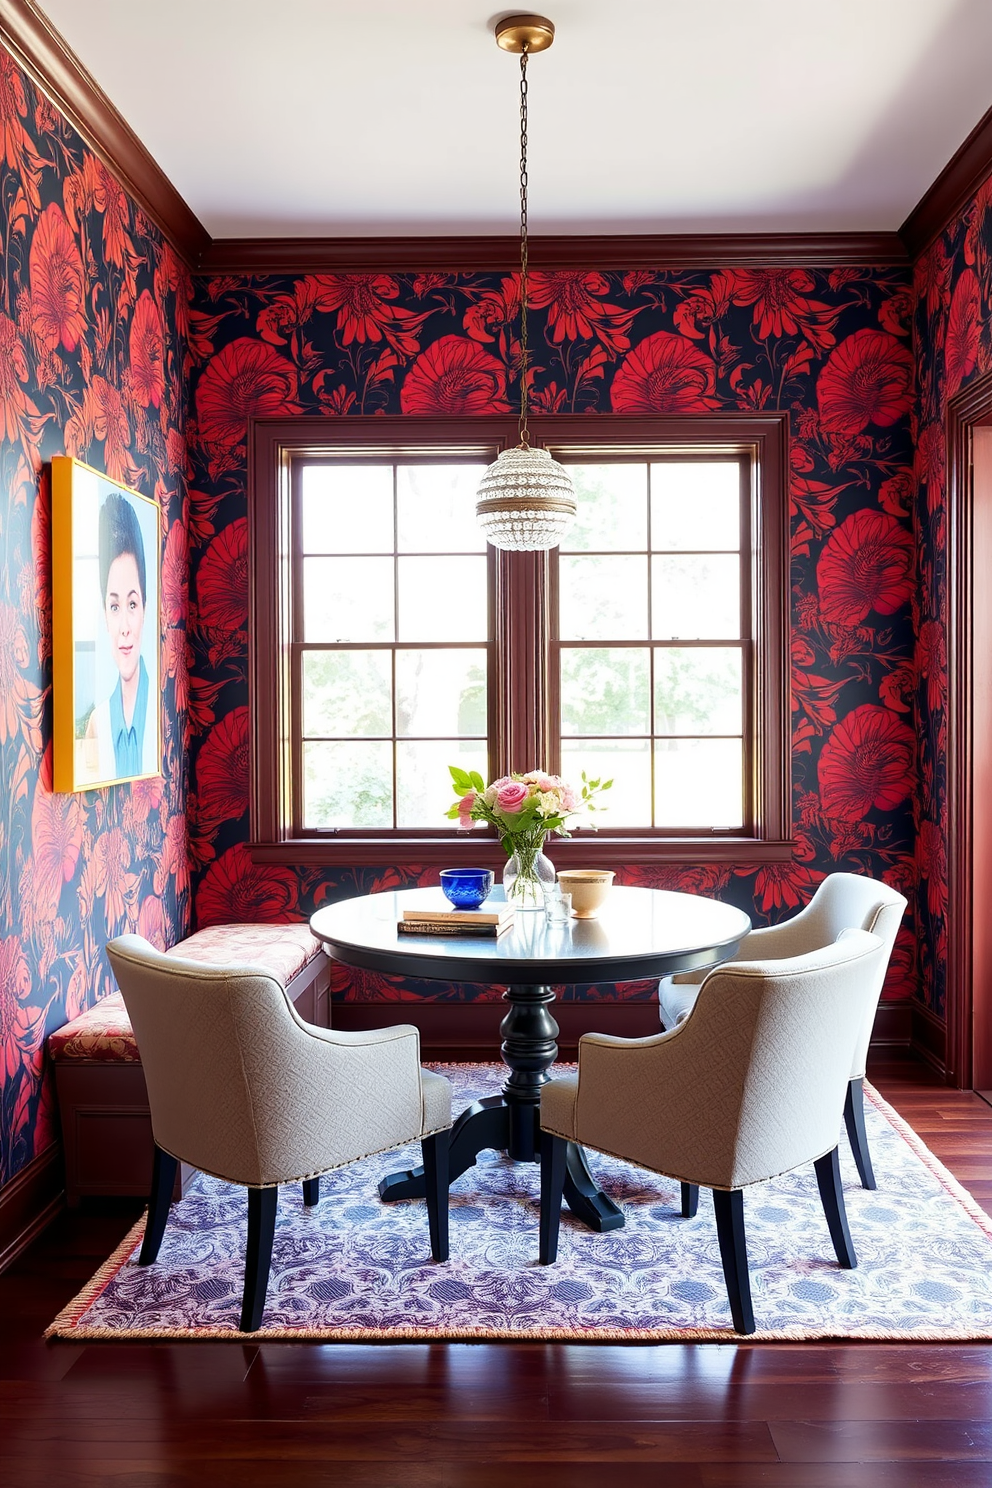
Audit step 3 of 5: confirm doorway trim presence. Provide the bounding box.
[946,368,992,1088]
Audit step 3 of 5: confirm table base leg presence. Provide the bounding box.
[378,1094,509,1202]
[378,1097,624,1233]
[562,1141,625,1233]
[378,980,623,1232]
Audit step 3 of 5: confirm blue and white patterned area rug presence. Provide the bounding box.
[48,1064,992,1342]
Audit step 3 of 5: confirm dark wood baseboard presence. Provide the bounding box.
[331,999,662,1058]
[0,1144,64,1275]
[911,1003,949,1081]
[871,999,914,1050]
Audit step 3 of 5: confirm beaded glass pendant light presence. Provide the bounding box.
[475,15,577,552]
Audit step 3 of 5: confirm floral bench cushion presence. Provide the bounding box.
[48,923,324,1064]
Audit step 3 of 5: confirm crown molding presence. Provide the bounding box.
[199,230,909,276]
[0,0,209,266]
[900,101,992,259]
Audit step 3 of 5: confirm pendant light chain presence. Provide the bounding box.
[475,16,576,553]
[518,44,530,449]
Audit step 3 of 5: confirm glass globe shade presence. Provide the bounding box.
[475,446,577,552]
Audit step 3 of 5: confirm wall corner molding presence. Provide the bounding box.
[900,102,992,259]
[199,231,909,277]
[0,1144,64,1275]
[0,0,209,267]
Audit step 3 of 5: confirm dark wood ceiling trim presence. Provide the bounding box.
[0,0,209,266]
[900,101,992,259]
[199,230,908,277]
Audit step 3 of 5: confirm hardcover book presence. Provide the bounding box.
[396,918,514,938]
[401,902,514,927]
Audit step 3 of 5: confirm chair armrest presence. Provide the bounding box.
[579,1027,682,1052]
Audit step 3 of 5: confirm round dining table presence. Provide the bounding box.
[309,884,751,1233]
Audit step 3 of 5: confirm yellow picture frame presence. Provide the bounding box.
[52,456,162,793]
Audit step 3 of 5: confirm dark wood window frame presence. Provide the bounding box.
[249,414,793,867]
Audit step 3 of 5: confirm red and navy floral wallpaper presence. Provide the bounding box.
[0,51,191,1185]
[186,263,920,1008]
[912,178,992,1020]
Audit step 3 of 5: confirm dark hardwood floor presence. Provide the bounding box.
[2,1054,991,1487]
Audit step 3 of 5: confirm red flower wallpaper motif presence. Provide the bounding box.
[816,328,914,434]
[195,337,301,450]
[0,53,190,1185]
[816,510,914,626]
[609,330,720,412]
[818,705,915,820]
[28,203,86,353]
[399,336,511,414]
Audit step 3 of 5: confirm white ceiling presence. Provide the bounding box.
[37,0,992,237]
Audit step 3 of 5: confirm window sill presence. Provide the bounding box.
[249,835,796,868]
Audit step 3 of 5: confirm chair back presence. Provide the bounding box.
[670,929,887,1188]
[783,874,906,1078]
[107,933,322,1185]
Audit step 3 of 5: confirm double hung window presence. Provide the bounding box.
[250,415,790,866]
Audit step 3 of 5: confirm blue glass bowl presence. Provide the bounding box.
[439,868,494,911]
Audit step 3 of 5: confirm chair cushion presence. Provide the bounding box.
[48,923,324,1064]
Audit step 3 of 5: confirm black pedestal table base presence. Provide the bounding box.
[378,981,624,1233]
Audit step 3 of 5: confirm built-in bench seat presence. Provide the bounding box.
[49,923,331,1205]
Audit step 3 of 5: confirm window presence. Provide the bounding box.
[251,415,791,866]
[294,460,492,830]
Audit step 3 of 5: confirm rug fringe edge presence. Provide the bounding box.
[863,1080,992,1238]
[43,1214,146,1339]
[42,1321,992,1343]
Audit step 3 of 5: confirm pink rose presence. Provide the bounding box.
[457,793,476,829]
[560,786,577,812]
[495,780,529,813]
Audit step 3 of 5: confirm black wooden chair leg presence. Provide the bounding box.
[843,1076,877,1190]
[421,1129,450,1263]
[138,1145,178,1265]
[539,1133,568,1264]
[712,1188,755,1335]
[681,1182,699,1218]
[302,1178,320,1207]
[814,1146,857,1269]
[241,1186,278,1332]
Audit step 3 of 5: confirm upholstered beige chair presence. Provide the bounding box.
[658,873,906,1189]
[540,930,887,1334]
[106,935,452,1331]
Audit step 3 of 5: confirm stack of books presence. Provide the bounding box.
[398,903,516,938]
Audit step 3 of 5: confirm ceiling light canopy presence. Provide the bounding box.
[475,15,577,553]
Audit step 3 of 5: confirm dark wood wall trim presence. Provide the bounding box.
[945,370,992,1089]
[871,1000,914,1052]
[911,1004,948,1080]
[200,231,909,277]
[901,102,992,259]
[0,0,209,266]
[0,1144,63,1275]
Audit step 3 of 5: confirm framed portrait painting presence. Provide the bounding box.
[52,456,162,792]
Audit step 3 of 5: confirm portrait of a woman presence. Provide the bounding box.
[84,492,156,779]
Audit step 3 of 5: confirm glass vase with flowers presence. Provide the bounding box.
[445,767,611,910]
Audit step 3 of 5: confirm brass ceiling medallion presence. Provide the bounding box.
[476,14,577,553]
[494,15,556,53]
